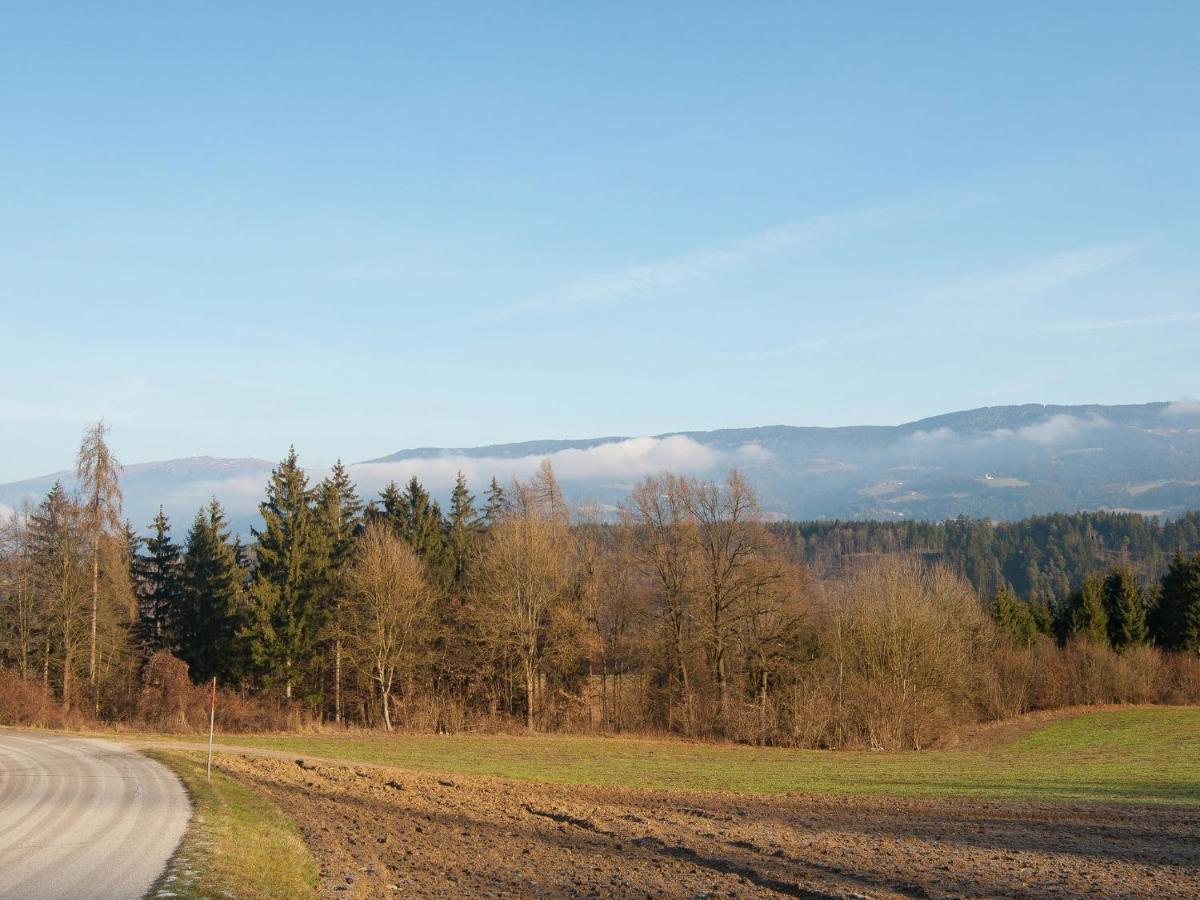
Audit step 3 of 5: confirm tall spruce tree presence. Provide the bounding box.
[1057,572,1109,645]
[314,461,363,722]
[1151,553,1200,653]
[133,508,183,656]
[1101,564,1147,650]
[249,448,326,701]
[178,499,244,683]
[446,472,480,584]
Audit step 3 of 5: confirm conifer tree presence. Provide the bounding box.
[446,472,480,584]
[991,583,1037,647]
[483,477,508,527]
[1028,591,1054,635]
[1057,573,1109,645]
[133,507,183,656]
[1101,564,1147,650]
[179,499,244,683]
[1151,553,1200,653]
[249,448,326,700]
[376,481,405,523]
[314,461,363,722]
[398,476,447,566]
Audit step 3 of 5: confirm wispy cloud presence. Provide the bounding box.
[934,241,1143,306]
[1044,311,1200,334]
[906,413,1111,447]
[486,206,893,320]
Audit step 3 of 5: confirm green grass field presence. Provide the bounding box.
[163,706,1200,805]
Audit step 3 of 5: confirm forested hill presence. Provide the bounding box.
[776,510,1200,601]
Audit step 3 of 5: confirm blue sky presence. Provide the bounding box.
[2,2,1198,481]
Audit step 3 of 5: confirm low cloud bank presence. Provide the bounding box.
[347,435,743,498]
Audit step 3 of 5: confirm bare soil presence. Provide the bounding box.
[213,753,1200,899]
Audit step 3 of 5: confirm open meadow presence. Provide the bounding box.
[143,706,1200,898]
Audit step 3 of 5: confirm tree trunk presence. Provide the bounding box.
[759,667,769,745]
[524,657,536,730]
[378,662,394,732]
[89,547,98,686]
[380,686,393,731]
[334,640,342,724]
[62,645,72,712]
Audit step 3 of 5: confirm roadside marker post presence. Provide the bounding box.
[206,676,216,781]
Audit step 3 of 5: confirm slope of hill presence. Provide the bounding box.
[2,401,1198,532]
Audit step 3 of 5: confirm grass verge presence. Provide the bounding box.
[147,750,318,899]
[153,706,1200,805]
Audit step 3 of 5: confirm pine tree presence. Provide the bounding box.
[446,472,480,584]
[398,476,447,566]
[1101,564,1147,650]
[179,500,245,683]
[313,461,363,722]
[248,448,326,701]
[991,583,1037,647]
[1057,573,1109,645]
[1028,591,1054,635]
[133,508,183,656]
[376,481,405,524]
[483,477,508,527]
[1151,553,1200,653]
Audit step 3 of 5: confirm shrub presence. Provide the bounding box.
[0,670,64,727]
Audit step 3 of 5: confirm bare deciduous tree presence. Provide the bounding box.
[682,470,780,722]
[344,521,433,732]
[623,474,698,730]
[479,465,575,730]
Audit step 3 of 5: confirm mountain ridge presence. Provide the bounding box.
[3,401,1198,533]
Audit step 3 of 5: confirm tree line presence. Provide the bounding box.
[2,423,1199,747]
[774,511,1200,602]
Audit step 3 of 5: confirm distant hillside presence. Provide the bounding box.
[364,401,1200,521]
[3,401,1199,533]
[0,457,275,533]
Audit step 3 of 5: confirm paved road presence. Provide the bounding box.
[0,731,190,899]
